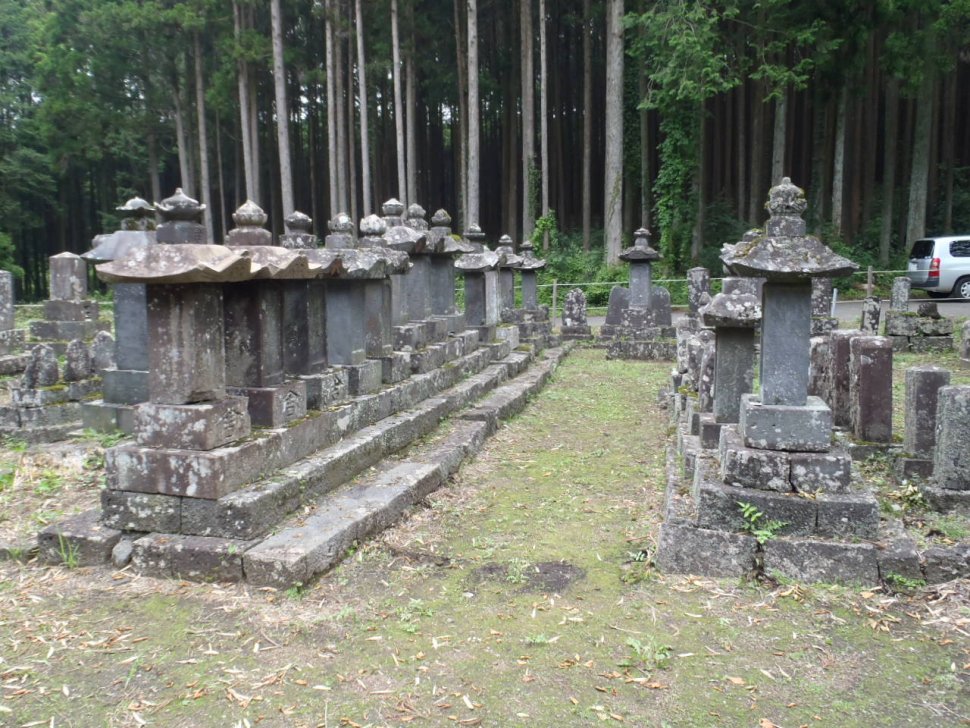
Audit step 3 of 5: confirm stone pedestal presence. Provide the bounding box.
[848,336,893,443]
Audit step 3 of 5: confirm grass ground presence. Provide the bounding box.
[0,348,967,727]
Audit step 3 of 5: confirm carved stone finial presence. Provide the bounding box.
[329,212,353,233]
[382,198,405,217]
[360,214,387,237]
[285,210,313,234]
[431,209,452,227]
[232,200,268,228]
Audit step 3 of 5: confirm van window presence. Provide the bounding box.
[910,240,934,258]
[949,240,970,257]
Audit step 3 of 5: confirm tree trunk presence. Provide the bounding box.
[736,82,746,220]
[453,0,467,227]
[232,2,255,199]
[691,102,705,261]
[248,65,261,206]
[215,111,228,239]
[147,130,161,204]
[639,70,650,230]
[194,33,214,243]
[466,0,480,227]
[325,0,338,216]
[879,79,898,265]
[538,0,549,250]
[905,75,934,249]
[941,72,956,232]
[405,5,418,207]
[391,0,407,205]
[581,0,592,249]
[520,0,535,242]
[172,78,194,196]
[603,0,624,265]
[770,85,787,185]
[334,8,348,214]
[347,41,358,225]
[831,85,847,236]
[355,0,372,215]
[748,80,764,221]
[270,0,294,217]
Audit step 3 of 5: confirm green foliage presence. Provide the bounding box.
[539,229,628,308]
[618,637,673,671]
[737,501,787,545]
[884,572,926,592]
[57,533,80,569]
[530,209,560,250]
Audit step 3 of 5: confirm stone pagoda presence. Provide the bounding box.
[658,179,891,585]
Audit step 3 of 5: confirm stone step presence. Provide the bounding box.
[242,348,568,587]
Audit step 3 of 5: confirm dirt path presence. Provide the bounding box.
[0,349,967,727]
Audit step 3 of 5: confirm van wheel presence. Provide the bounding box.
[955,277,970,300]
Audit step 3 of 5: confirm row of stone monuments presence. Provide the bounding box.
[37,190,569,584]
[657,178,969,586]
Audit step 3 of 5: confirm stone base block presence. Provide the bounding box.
[842,439,899,462]
[101,489,181,532]
[654,522,757,578]
[38,509,120,566]
[0,352,29,376]
[81,400,137,434]
[720,437,791,491]
[762,539,879,585]
[131,533,254,582]
[18,402,81,427]
[424,317,449,343]
[894,457,933,480]
[922,544,970,584]
[740,394,832,452]
[560,325,593,340]
[815,490,879,538]
[605,339,677,361]
[135,396,251,450]
[11,386,71,407]
[229,382,307,428]
[920,484,970,514]
[495,324,520,349]
[343,360,382,396]
[300,370,349,409]
[102,368,149,405]
[442,336,463,362]
[789,449,852,493]
[476,324,497,343]
[0,328,26,356]
[696,481,817,537]
[697,413,722,449]
[810,316,838,336]
[393,324,427,350]
[456,329,480,355]
[67,378,101,400]
[411,343,447,374]
[28,319,109,341]
[106,440,264,499]
[909,335,954,353]
[877,537,924,582]
[887,335,910,352]
[43,299,99,322]
[380,352,412,384]
[433,313,466,334]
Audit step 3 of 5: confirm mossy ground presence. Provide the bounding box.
[0,349,967,727]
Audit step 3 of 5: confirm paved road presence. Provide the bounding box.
[582,298,970,328]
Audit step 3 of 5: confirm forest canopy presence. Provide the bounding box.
[1,0,968,299]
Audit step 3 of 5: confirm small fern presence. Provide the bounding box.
[737,501,787,544]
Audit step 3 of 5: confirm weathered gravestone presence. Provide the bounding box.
[561,288,592,340]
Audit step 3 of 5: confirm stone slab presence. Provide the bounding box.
[101,489,181,532]
[102,368,149,405]
[922,544,970,584]
[739,394,832,452]
[762,539,879,585]
[134,396,251,450]
[919,484,970,514]
[814,490,880,538]
[343,360,383,396]
[38,509,121,566]
[696,481,817,537]
[43,299,98,322]
[229,381,307,428]
[789,449,852,493]
[654,522,758,578]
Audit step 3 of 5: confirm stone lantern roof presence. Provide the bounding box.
[701,290,761,328]
[516,240,546,271]
[721,178,857,281]
[619,227,661,263]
